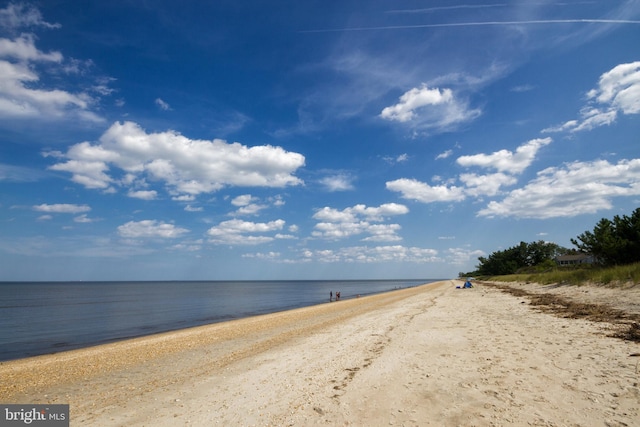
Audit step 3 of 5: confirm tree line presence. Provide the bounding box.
[461,207,640,277]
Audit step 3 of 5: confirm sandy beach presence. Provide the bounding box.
[1,280,639,426]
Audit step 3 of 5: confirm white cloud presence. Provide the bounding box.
[207,219,285,245]
[456,138,552,174]
[380,85,453,122]
[49,121,305,197]
[173,194,196,202]
[302,245,440,264]
[184,205,203,212]
[386,178,466,203]
[155,98,172,111]
[74,214,97,223]
[319,173,355,191]
[382,154,409,164]
[313,203,409,223]
[590,61,640,114]
[361,224,403,242]
[233,203,268,216]
[0,8,103,122]
[242,251,281,260]
[446,247,486,265]
[33,203,91,214]
[229,194,273,216]
[231,194,256,206]
[459,172,517,197]
[270,195,285,207]
[544,61,640,133]
[311,203,408,241]
[117,220,189,238]
[275,233,297,240]
[312,221,374,240]
[49,159,112,189]
[388,138,551,204]
[172,240,203,252]
[380,84,481,133]
[478,159,640,219]
[435,149,453,160]
[0,33,62,61]
[127,190,158,200]
[0,3,60,30]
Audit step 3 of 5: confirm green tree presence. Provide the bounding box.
[474,241,567,276]
[571,208,640,266]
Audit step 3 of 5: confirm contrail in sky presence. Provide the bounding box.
[301,19,640,33]
[386,4,508,14]
[386,2,597,14]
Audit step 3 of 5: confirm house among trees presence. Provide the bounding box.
[555,254,594,266]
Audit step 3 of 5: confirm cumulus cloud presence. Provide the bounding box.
[388,138,551,203]
[127,189,158,200]
[302,245,439,263]
[456,138,552,174]
[207,219,285,245]
[33,203,90,214]
[380,85,452,122]
[233,203,268,216]
[311,203,408,241]
[386,178,466,203]
[543,61,640,133]
[313,203,409,222]
[49,121,305,198]
[231,194,257,206]
[380,84,481,133]
[477,159,640,219]
[458,172,517,197]
[229,194,275,216]
[242,251,281,260]
[589,61,640,115]
[0,5,103,122]
[117,220,189,238]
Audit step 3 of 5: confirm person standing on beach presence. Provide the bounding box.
[330,291,333,302]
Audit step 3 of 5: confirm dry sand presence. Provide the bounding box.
[1,280,639,426]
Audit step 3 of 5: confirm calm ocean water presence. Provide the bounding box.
[0,279,438,361]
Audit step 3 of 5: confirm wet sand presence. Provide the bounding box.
[1,280,638,426]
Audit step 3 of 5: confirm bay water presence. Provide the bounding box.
[0,279,438,361]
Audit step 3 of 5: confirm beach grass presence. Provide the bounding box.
[481,261,640,287]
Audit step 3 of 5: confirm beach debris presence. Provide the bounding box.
[490,283,640,342]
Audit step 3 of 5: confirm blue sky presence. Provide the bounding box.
[0,1,639,281]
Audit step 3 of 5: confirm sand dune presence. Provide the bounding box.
[1,280,638,426]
